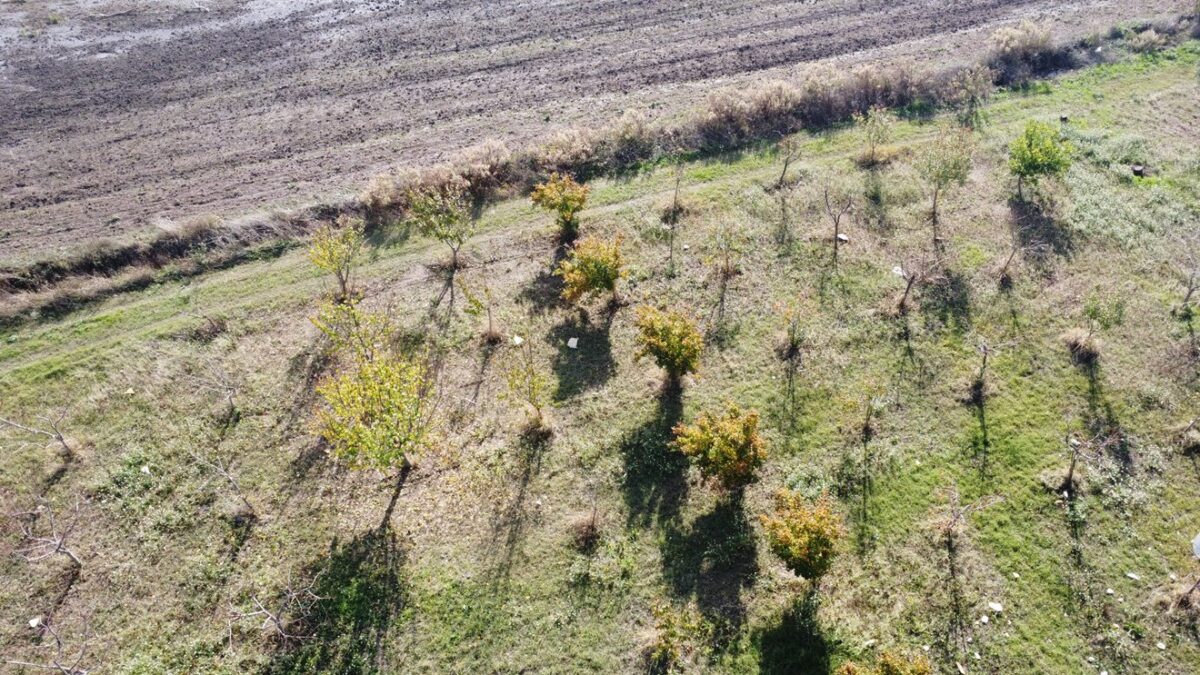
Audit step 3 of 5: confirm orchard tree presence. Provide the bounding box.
[407,181,476,269]
[915,127,974,247]
[315,356,434,508]
[531,172,590,238]
[555,235,625,305]
[1009,120,1072,199]
[854,105,897,168]
[673,402,767,491]
[503,335,553,430]
[634,306,703,385]
[308,215,365,303]
[760,491,845,583]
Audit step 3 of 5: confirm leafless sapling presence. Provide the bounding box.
[824,185,853,272]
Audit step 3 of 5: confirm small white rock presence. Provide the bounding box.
[567,337,578,349]
[1087,656,1096,663]
[1169,573,1178,581]
[980,615,989,624]
[956,663,967,675]
[512,335,524,346]
[1011,572,1020,579]
[923,645,930,652]
[1156,642,1166,650]
[1126,572,1141,581]
[1105,588,1115,595]
[988,601,1004,613]
[973,651,981,660]
[125,387,135,395]
[836,233,850,243]
[28,617,41,629]
[140,465,151,475]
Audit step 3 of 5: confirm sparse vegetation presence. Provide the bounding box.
[915,126,974,246]
[406,181,477,269]
[308,215,365,302]
[854,105,898,168]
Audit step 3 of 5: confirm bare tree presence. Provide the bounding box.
[1,409,75,459]
[824,185,853,272]
[7,614,95,675]
[774,136,803,191]
[227,573,324,648]
[14,498,84,568]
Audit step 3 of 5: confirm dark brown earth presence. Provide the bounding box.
[0,0,1186,263]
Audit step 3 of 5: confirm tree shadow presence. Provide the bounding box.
[755,589,831,674]
[860,169,895,234]
[660,493,759,650]
[549,311,616,400]
[619,384,687,529]
[1009,198,1074,274]
[485,427,551,592]
[920,269,972,333]
[266,527,408,675]
[1082,365,1132,471]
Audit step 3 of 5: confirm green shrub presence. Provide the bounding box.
[555,235,625,304]
[315,358,432,471]
[406,181,476,268]
[673,403,766,490]
[1009,120,1072,199]
[308,215,365,302]
[760,491,844,581]
[531,173,590,236]
[853,105,897,167]
[634,306,703,381]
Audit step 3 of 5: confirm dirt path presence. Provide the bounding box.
[0,0,1186,263]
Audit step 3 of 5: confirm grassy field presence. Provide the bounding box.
[2,43,1200,674]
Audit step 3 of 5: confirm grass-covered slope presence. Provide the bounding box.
[2,45,1200,674]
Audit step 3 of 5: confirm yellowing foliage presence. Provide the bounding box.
[315,358,432,471]
[760,491,845,581]
[673,403,766,490]
[531,172,590,235]
[634,306,703,380]
[555,235,625,304]
[308,215,365,301]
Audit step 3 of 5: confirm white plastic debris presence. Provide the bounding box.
[1106,588,1115,595]
[973,651,981,660]
[836,233,850,243]
[863,639,876,648]
[140,465,151,475]
[892,265,905,278]
[512,335,524,346]
[1156,642,1166,650]
[125,387,135,395]
[1192,532,1200,559]
[988,602,1003,613]
[567,337,579,349]
[980,615,989,624]
[956,663,967,674]
[1011,572,1020,579]
[1126,572,1141,581]
[923,645,931,652]
[1170,573,1178,581]
[28,617,41,629]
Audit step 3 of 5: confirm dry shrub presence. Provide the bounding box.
[360,172,401,212]
[450,139,513,197]
[597,109,659,170]
[1062,328,1102,366]
[695,89,755,150]
[568,511,601,554]
[534,127,599,176]
[1127,28,1167,54]
[988,21,1073,85]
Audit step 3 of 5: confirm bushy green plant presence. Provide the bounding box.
[531,172,590,236]
[555,235,625,304]
[853,105,897,167]
[308,215,365,301]
[1009,120,1072,199]
[406,181,476,268]
[311,300,396,364]
[673,403,766,490]
[915,126,974,239]
[760,491,844,581]
[634,306,703,381]
[315,357,432,471]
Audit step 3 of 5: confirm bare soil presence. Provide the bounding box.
[0,0,1186,263]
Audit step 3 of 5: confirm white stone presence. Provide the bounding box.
[956,663,967,675]
[567,337,578,349]
[28,617,40,629]
[892,266,905,278]
[973,652,981,660]
[140,465,151,475]
[1126,572,1141,581]
[1192,532,1200,559]
[125,387,135,395]
[1105,588,1115,595]
[1156,642,1166,650]
[988,602,1003,613]
[836,233,850,243]
[512,335,524,346]
[923,645,930,652]
[980,615,989,624]
[1011,572,1020,579]
[1170,573,1178,581]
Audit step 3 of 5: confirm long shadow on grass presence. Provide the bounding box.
[1009,198,1075,274]
[619,384,686,528]
[266,527,408,675]
[755,589,831,674]
[920,268,972,333]
[550,311,616,400]
[661,492,759,650]
[485,427,551,592]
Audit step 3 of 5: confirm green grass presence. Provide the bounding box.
[2,44,1200,675]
